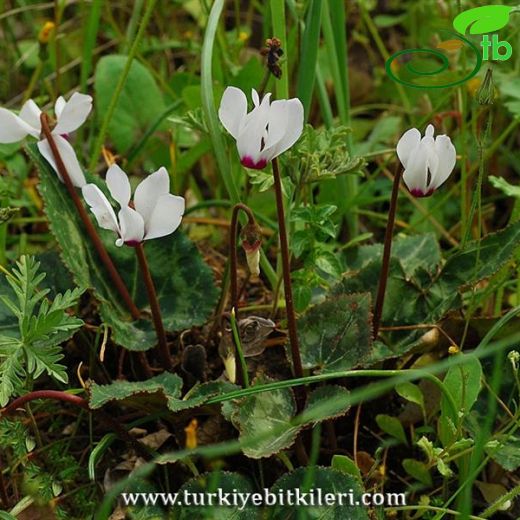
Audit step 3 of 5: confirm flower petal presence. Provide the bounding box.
[144,194,185,241]
[106,164,131,207]
[261,98,304,162]
[81,184,119,233]
[19,99,42,133]
[402,137,432,196]
[397,128,421,169]
[0,108,36,143]
[430,135,456,190]
[218,87,248,139]
[118,207,145,246]
[236,93,271,166]
[54,96,66,119]
[37,135,87,188]
[52,92,92,135]
[134,167,170,225]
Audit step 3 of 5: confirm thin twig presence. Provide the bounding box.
[373,162,402,338]
[135,243,172,371]
[39,113,141,320]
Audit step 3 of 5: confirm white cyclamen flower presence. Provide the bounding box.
[397,124,456,197]
[218,86,304,169]
[0,92,92,188]
[82,164,185,247]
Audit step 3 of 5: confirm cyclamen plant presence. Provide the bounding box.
[82,164,185,247]
[373,124,457,337]
[0,93,92,187]
[218,86,304,170]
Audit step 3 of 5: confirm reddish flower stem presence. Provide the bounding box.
[373,163,402,338]
[271,158,306,405]
[39,113,140,321]
[229,203,257,386]
[135,243,172,371]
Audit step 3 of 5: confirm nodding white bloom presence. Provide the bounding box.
[82,165,185,247]
[218,86,304,170]
[0,93,92,188]
[397,124,456,197]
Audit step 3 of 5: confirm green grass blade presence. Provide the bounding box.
[296,0,323,119]
[80,0,102,93]
[88,0,157,171]
[270,0,289,98]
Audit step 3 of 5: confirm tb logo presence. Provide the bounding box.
[453,5,514,62]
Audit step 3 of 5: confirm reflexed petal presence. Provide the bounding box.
[54,97,66,119]
[134,167,170,226]
[52,92,92,135]
[396,128,421,168]
[251,89,260,107]
[118,207,145,246]
[81,184,119,233]
[218,87,248,139]
[430,135,456,190]
[37,136,87,188]
[261,98,304,162]
[19,99,42,133]
[0,108,36,143]
[236,93,271,166]
[106,164,131,206]
[144,194,185,240]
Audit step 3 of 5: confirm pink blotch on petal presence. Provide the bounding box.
[241,156,268,170]
[410,188,435,198]
[124,239,141,247]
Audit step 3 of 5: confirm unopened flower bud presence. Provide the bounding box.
[184,419,198,450]
[240,221,262,279]
[508,350,520,371]
[478,68,495,106]
[223,352,236,383]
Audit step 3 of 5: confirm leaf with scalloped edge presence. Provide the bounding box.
[297,292,372,373]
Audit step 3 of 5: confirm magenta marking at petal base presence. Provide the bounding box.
[125,239,141,247]
[410,188,435,198]
[241,156,267,170]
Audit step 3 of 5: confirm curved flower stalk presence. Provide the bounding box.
[397,124,457,197]
[0,93,92,187]
[83,164,185,372]
[82,164,185,247]
[218,86,304,169]
[373,124,457,338]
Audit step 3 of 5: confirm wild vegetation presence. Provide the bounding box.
[1,1,520,518]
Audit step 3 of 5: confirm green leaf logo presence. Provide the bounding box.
[453,5,513,35]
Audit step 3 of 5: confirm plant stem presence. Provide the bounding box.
[230,307,249,387]
[135,243,172,371]
[39,113,141,320]
[373,162,402,338]
[271,158,305,396]
[229,203,257,313]
[229,202,258,386]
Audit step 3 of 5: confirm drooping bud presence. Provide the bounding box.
[223,352,236,383]
[240,220,262,279]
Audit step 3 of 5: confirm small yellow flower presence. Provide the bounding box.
[448,345,460,355]
[184,418,198,450]
[39,21,56,44]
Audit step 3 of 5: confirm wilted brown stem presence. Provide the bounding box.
[135,243,172,371]
[39,113,140,320]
